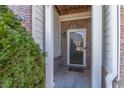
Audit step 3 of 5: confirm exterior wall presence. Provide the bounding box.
[102,5,118,88]
[32,5,45,50]
[9,5,32,32]
[102,5,114,87]
[61,19,91,69]
[54,9,62,72]
[102,5,113,73]
[118,6,124,88]
[54,9,61,58]
[9,5,45,50]
[102,6,112,86]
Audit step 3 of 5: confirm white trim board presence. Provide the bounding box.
[117,5,120,82]
[91,6,102,88]
[45,5,54,88]
[59,12,91,21]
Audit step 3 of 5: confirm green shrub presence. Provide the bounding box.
[0,5,46,88]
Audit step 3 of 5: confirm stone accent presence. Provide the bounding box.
[9,5,32,32]
[118,6,124,88]
[61,19,91,69]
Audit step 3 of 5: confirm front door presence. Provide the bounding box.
[67,29,86,67]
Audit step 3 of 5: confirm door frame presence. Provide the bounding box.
[45,5,102,88]
[67,29,86,67]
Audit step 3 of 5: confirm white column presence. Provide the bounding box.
[91,5,102,88]
[45,5,54,88]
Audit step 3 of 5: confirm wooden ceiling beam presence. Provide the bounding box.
[54,5,61,15]
[55,5,91,15]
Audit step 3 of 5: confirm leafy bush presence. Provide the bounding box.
[0,5,46,88]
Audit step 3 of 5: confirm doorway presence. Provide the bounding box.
[67,29,86,67]
[53,5,91,88]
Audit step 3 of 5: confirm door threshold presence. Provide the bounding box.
[67,64,86,69]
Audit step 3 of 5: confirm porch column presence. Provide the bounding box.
[45,5,54,88]
[91,5,102,88]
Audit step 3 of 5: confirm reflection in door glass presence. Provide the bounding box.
[69,32,84,65]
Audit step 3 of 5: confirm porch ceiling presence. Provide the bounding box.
[55,5,91,15]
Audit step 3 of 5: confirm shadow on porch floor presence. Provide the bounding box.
[54,66,91,88]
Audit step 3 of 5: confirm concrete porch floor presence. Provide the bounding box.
[54,65,91,88]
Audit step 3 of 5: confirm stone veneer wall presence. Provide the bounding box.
[61,19,91,69]
[118,6,124,88]
[9,5,32,32]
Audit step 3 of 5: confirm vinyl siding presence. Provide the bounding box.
[102,6,113,72]
[32,5,45,50]
[54,10,61,57]
[102,5,118,87]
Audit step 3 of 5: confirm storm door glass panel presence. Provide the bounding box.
[69,32,84,65]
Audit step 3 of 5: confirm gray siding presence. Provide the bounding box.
[102,5,113,72]
[102,5,118,87]
[32,5,45,50]
[54,10,61,57]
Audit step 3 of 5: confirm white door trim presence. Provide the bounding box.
[91,5,102,88]
[67,29,86,67]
